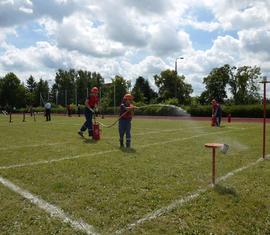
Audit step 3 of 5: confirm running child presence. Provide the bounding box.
[78,87,99,137]
[119,93,137,148]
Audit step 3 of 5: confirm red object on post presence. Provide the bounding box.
[205,143,223,185]
[211,116,216,126]
[92,123,100,140]
[228,113,231,123]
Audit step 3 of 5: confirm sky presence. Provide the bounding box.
[0,0,270,95]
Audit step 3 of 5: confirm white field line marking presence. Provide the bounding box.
[0,176,98,235]
[115,156,268,234]
[0,141,70,151]
[139,129,234,148]
[0,129,239,170]
[103,126,210,140]
[0,149,118,170]
[0,126,209,150]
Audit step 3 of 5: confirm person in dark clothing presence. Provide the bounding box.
[44,102,51,121]
[119,93,137,148]
[78,87,99,137]
[212,99,222,127]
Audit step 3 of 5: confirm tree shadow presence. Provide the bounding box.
[214,184,238,197]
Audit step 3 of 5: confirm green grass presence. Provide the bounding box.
[0,113,269,234]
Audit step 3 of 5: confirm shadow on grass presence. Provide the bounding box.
[119,147,137,154]
[83,138,98,144]
[214,184,238,197]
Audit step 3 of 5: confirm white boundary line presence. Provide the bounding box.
[0,129,234,170]
[115,156,267,234]
[0,175,98,235]
[0,129,238,171]
[0,149,118,170]
[0,126,209,151]
[0,142,70,151]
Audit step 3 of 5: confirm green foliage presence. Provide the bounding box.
[0,72,27,108]
[201,64,231,104]
[154,69,193,105]
[132,76,157,103]
[189,104,270,118]
[229,66,261,104]
[163,98,179,106]
[199,64,261,105]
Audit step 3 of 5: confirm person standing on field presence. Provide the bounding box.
[78,87,99,137]
[119,93,137,148]
[212,99,222,127]
[44,102,51,121]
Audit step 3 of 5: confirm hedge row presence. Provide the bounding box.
[188,104,270,118]
[7,104,270,118]
[101,105,189,116]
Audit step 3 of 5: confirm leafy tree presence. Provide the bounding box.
[25,75,37,106]
[26,75,37,92]
[0,73,26,108]
[132,76,157,103]
[229,66,261,104]
[54,69,76,106]
[34,79,49,106]
[154,69,193,105]
[200,64,231,104]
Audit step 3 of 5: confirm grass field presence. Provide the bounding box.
[0,114,270,235]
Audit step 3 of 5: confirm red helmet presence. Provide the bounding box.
[123,93,133,100]
[91,87,99,94]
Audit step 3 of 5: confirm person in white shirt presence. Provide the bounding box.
[44,102,51,121]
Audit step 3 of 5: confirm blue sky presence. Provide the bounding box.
[0,0,269,95]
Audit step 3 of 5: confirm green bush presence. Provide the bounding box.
[189,104,270,118]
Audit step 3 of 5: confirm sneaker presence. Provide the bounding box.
[78,131,84,137]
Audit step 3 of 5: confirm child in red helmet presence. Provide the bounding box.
[78,87,99,137]
[119,93,136,148]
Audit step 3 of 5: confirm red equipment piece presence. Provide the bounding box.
[92,122,101,140]
[211,115,216,126]
[228,113,231,123]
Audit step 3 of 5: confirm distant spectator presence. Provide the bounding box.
[44,102,51,121]
[67,104,72,117]
[77,104,81,117]
[212,99,222,127]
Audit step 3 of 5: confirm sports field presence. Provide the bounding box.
[0,114,270,235]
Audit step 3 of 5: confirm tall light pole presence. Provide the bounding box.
[56,89,59,105]
[175,57,184,74]
[47,79,52,101]
[174,57,184,98]
[260,76,270,159]
[113,80,116,115]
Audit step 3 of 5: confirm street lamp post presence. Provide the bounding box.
[260,76,270,160]
[47,79,52,101]
[175,57,184,74]
[174,57,184,98]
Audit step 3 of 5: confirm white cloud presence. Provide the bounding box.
[150,24,192,56]
[55,14,126,57]
[1,0,270,95]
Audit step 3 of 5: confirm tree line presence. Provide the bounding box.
[0,64,263,110]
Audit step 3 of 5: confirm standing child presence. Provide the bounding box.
[212,99,222,127]
[78,87,99,137]
[119,94,136,148]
